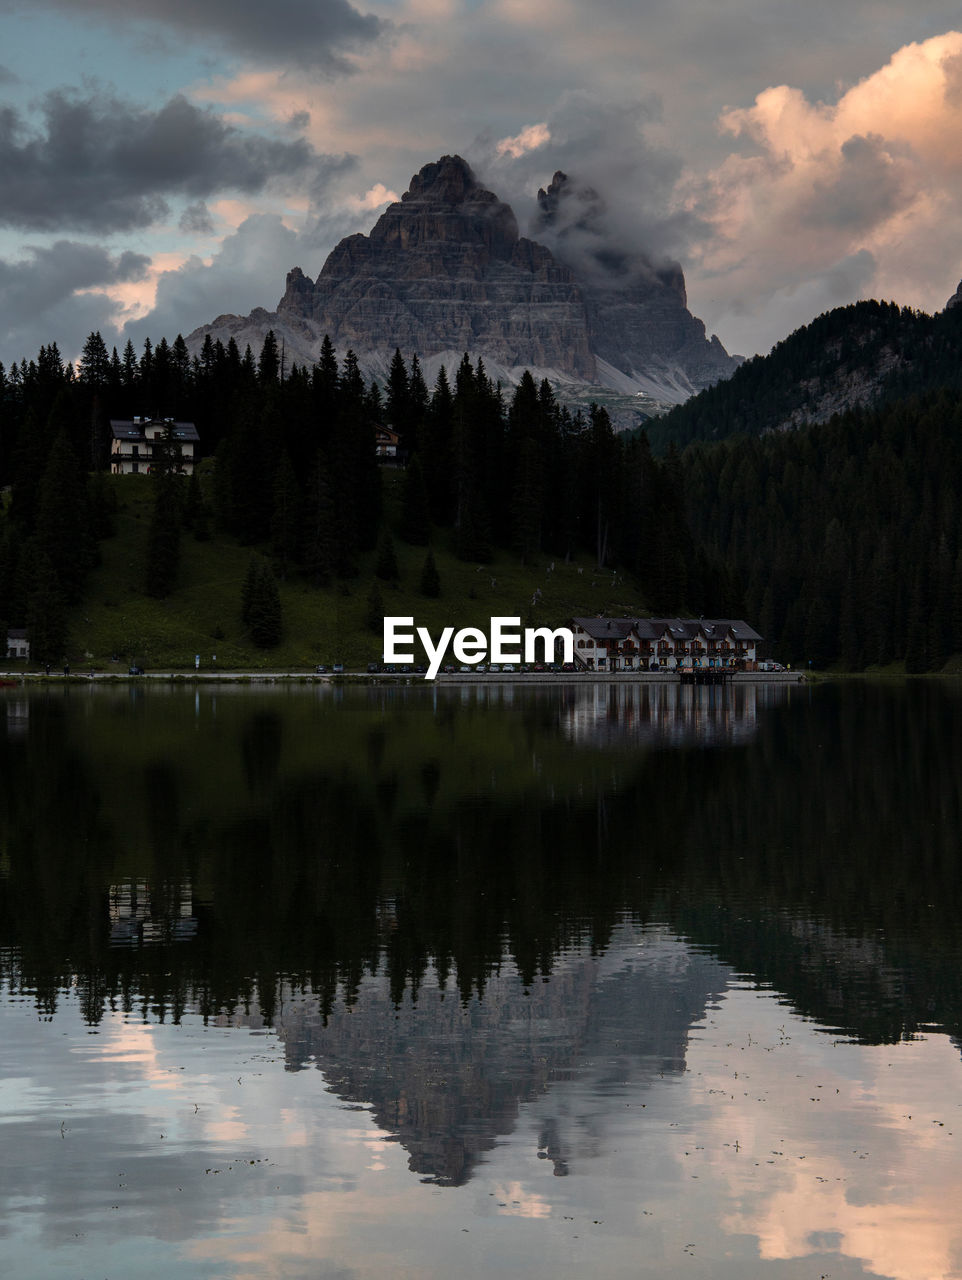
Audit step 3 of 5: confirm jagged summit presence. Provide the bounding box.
[535,169,736,394]
[187,154,740,407]
[273,154,593,379]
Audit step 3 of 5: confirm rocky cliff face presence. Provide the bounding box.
[188,154,739,405]
[276,155,595,379]
[534,170,739,399]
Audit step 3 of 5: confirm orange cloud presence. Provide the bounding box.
[692,31,962,323]
[496,122,551,158]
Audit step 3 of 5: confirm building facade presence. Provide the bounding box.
[110,418,199,475]
[570,617,762,671]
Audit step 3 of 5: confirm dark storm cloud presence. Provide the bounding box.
[179,202,215,235]
[1,0,385,71]
[0,240,148,311]
[0,240,149,364]
[0,89,355,233]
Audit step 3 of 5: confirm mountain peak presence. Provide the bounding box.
[367,154,519,257]
[403,154,478,204]
[191,153,739,405]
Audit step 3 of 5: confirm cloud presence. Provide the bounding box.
[471,94,705,276]
[0,241,149,364]
[179,202,215,235]
[121,213,305,349]
[121,170,397,348]
[495,123,550,160]
[0,65,18,86]
[1,0,386,72]
[0,87,355,233]
[686,30,962,351]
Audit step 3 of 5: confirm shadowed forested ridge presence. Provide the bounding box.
[681,386,962,670]
[647,298,962,451]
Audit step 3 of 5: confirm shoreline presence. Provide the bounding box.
[2,668,805,685]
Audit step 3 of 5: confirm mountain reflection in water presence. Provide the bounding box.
[1,680,962,1278]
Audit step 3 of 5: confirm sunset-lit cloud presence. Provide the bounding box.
[496,123,551,159]
[690,31,962,351]
[347,182,400,211]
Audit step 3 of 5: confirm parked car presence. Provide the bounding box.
[332,662,344,674]
[367,662,380,673]
[315,664,327,674]
[129,664,145,675]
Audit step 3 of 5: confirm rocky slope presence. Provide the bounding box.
[535,169,738,400]
[646,294,962,450]
[188,155,739,409]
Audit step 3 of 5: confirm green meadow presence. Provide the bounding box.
[65,471,649,671]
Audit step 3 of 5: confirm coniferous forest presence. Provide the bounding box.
[1,310,962,672]
[0,330,733,664]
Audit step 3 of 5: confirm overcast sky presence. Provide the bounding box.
[1,0,961,367]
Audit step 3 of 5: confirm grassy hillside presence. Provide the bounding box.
[65,471,650,671]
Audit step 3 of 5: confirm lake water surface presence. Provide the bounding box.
[2,679,961,1279]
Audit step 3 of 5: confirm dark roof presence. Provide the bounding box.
[640,618,763,641]
[573,616,763,643]
[110,417,199,442]
[7,628,28,639]
[571,617,638,641]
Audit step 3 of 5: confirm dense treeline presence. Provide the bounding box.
[683,387,962,670]
[0,330,734,660]
[648,298,962,451]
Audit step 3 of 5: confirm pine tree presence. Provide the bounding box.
[78,331,111,389]
[25,543,68,665]
[242,556,283,647]
[386,348,410,435]
[34,427,91,604]
[303,453,337,587]
[375,528,400,582]
[258,331,280,385]
[184,469,210,541]
[419,548,440,598]
[365,582,385,632]
[399,455,431,544]
[270,450,302,576]
[144,471,181,598]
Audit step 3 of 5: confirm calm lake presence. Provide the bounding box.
[2,678,961,1279]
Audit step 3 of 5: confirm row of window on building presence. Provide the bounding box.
[569,617,762,670]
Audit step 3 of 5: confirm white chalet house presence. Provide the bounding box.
[110,417,199,475]
[5,628,29,660]
[569,617,762,671]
